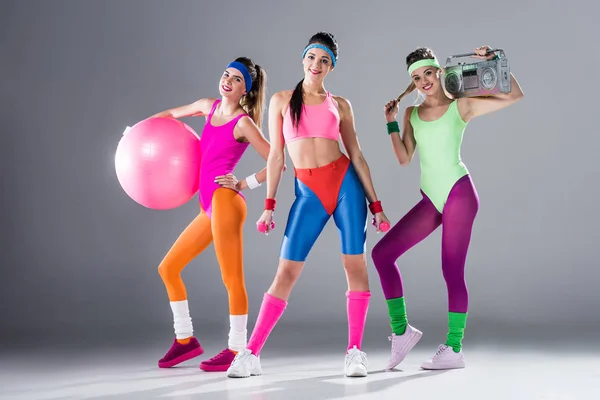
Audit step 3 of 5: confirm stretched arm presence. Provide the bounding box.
[385,101,417,166]
[234,117,272,190]
[254,92,288,233]
[265,92,288,200]
[150,98,216,119]
[337,96,380,204]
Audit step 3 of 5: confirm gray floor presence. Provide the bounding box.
[1,324,598,400]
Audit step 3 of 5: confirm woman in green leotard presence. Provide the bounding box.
[371,45,524,370]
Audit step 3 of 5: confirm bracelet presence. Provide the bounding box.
[369,200,383,215]
[386,121,400,135]
[265,198,276,211]
[246,173,261,190]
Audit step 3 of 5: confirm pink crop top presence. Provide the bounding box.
[282,91,341,143]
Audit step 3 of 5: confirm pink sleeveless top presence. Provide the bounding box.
[199,99,250,217]
[282,91,340,143]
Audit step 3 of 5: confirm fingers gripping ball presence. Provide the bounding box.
[372,218,391,232]
[257,221,275,233]
[115,118,201,210]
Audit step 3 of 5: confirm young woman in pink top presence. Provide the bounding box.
[150,57,277,372]
[227,32,390,378]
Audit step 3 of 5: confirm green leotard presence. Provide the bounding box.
[410,100,469,213]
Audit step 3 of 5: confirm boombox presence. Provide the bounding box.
[442,49,511,98]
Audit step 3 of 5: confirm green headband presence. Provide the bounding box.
[408,59,441,76]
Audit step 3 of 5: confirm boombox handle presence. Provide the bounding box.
[444,49,505,68]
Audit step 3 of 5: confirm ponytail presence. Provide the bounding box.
[396,81,416,103]
[289,79,304,129]
[235,57,267,129]
[245,64,267,129]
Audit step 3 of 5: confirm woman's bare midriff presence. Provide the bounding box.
[286,138,344,169]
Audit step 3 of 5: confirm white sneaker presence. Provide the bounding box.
[420,344,465,370]
[386,324,423,370]
[226,349,262,378]
[344,346,368,377]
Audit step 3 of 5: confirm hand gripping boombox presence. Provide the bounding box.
[442,49,511,98]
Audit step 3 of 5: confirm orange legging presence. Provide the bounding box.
[157,188,248,315]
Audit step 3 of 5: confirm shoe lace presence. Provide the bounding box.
[388,334,397,353]
[232,349,252,364]
[166,339,191,358]
[388,330,409,352]
[209,348,232,362]
[434,345,450,358]
[347,347,367,366]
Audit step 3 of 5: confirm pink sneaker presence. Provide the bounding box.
[200,348,237,372]
[158,337,204,368]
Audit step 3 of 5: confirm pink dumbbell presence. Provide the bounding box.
[257,221,275,233]
[372,218,391,233]
[379,221,390,232]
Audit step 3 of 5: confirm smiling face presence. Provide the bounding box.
[410,65,442,96]
[219,68,247,99]
[302,46,334,82]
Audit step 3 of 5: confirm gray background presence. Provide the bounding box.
[1,0,598,348]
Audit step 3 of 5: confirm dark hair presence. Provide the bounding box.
[394,47,439,103]
[289,32,339,129]
[236,56,267,129]
[406,47,437,69]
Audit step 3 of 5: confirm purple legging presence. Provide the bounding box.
[372,175,479,313]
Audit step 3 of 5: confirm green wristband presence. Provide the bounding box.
[386,121,400,135]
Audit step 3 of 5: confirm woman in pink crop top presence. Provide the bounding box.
[227,32,390,379]
[149,57,278,372]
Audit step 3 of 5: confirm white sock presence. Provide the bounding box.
[170,300,193,339]
[228,314,248,351]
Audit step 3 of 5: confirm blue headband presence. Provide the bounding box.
[226,61,253,93]
[302,44,337,67]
